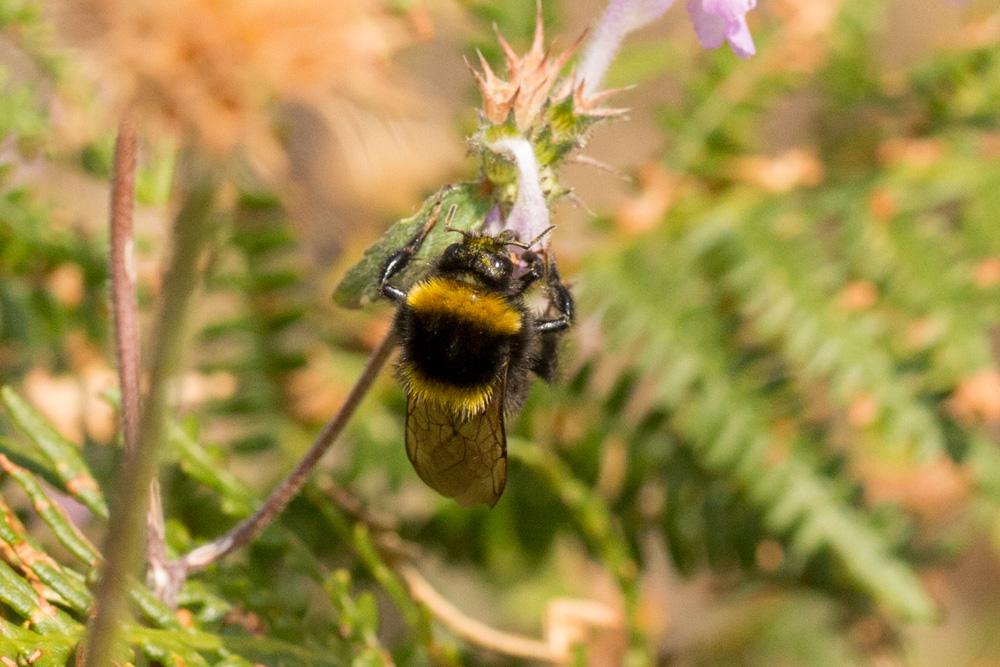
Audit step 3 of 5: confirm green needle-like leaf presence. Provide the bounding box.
[0,454,101,567]
[1,386,109,519]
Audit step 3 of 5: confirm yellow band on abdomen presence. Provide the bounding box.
[398,362,495,416]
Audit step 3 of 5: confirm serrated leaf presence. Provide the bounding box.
[583,231,940,622]
[333,182,493,309]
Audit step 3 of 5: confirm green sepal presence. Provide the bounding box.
[332,182,493,309]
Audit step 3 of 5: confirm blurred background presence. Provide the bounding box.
[0,0,999,664]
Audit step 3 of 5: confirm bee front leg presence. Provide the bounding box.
[378,249,415,302]
[378,201,451,303]
[511,251,544,296]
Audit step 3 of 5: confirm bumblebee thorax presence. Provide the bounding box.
[404,277,522,335]
[438,239,513,288]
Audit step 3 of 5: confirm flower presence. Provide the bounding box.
[577,0,758,94]
[576,0,676,93]
[488,137,550,248]
[469,4,583,130]
[686,0,757,58]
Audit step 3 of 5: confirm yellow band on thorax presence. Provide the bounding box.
[406,277,522,335]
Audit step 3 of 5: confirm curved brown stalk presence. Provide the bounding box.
[155,331,396,597]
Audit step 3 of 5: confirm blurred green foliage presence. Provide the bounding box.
[0,0,996,664]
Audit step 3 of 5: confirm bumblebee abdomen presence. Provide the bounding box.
[405,314,507,385]
[396,277,526,414]
[400,277,523,385]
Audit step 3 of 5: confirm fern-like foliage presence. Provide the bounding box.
[0,386,396,665]
[578,212,936,620]
[198,192,312,453]
[539,1,1000,631]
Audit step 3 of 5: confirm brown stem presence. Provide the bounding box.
[176,331,396,574]
[106,118,171,598]
[85,173,217,667]
[398,565,558,663]
[109,117,141,455]
[313,485,562,663]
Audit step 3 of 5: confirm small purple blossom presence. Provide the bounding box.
[489,137,550,248]
[577,0,758,96]
[686,0,757,59]
[577,0,676,94]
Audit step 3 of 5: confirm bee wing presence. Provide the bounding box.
[404,382,508,507]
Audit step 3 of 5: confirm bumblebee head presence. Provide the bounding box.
[437,225,556,287]
[438,229,515,287]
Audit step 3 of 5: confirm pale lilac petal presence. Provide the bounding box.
[628,0,680,24]
[687,0,756,58]
[724,13,755,58]
[686,0,727,49]
[703,0,755,22]
[489,137,550,247]
[577,0,677,94]
[482,204,504,235]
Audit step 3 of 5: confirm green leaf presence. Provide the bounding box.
[221,634,354,666]
[1,386,109,518]
[0,434,63,488]
[0,498,92,614]
[0,620,76,667]
[583,222,939,622]
[0,558,79,634]
[0,454,101,567]
[168,421,255,516]
[332,182,493,308]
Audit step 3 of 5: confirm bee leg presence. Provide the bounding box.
[378,249,414,302]
[534,261,574,333]
[531,332,561,381]
[378,201,451,302]
[511,251,544,295]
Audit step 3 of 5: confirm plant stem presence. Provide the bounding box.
[398,564,557,663]
[109,117,140,457]
[176,331,396,575]
[85,172,217,667]
[106,118,173,600]
[309,484,565,664]
[511,440,646,661]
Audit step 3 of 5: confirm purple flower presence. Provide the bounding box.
[577,0,676,94]
[488,137,551,248]
[687,0,757,58]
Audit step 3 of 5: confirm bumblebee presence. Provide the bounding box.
[378,209,574,507]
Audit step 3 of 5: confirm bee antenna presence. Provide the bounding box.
[443,205,469,238]
[525,225,556,248]
[504,225,556,249]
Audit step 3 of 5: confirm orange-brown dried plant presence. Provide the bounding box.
[57,0,408,167]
